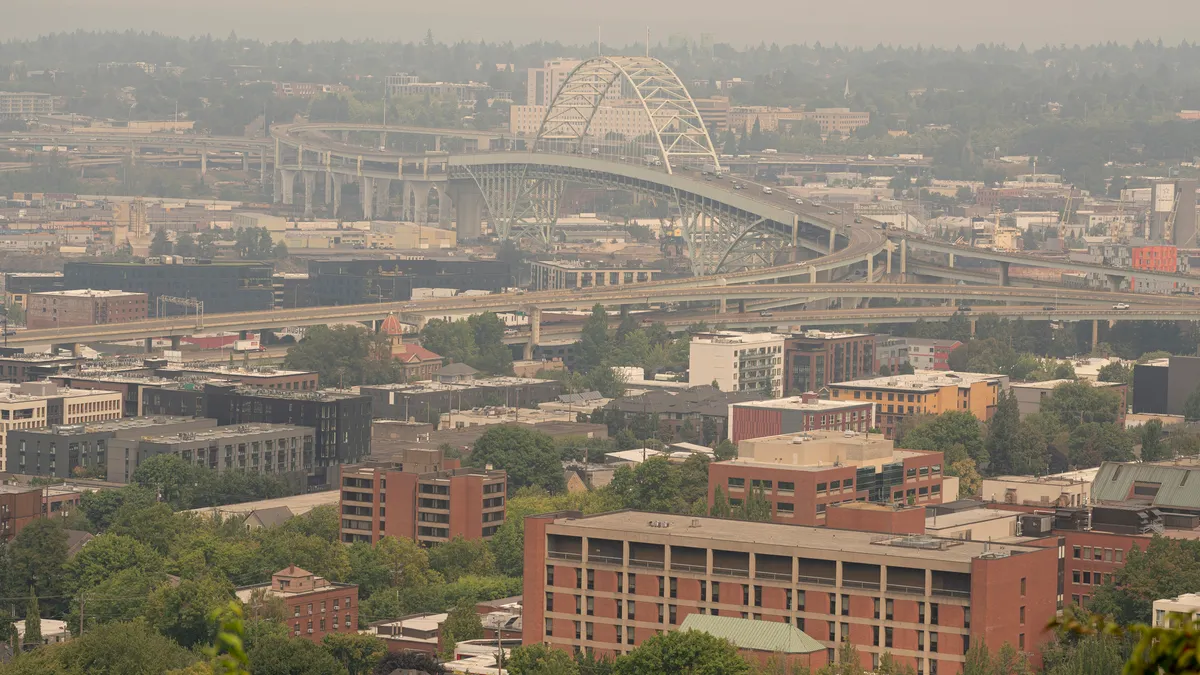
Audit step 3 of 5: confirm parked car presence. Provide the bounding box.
[1113,303,1130,310]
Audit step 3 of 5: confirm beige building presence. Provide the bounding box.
[803,108,871,135]
[693,96,731,133]
[0,381,123,472]
[924,507,1019,542]
[511,102,657,139]
[730,106,804,133]
[980,468,1098,508]
[369,221,455,250]
[1153,593,1200,627]
[689,331,785,396]
[0,92,53,119]
[736,429,898,467]
[526,59,585,106]
[728,106,870,136]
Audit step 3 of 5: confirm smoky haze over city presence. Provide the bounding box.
[4,0,1200,46]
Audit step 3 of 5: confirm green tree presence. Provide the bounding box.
[428,537,496,582]
[150,229,173,255]
[64,532,164,594]
[144,575,235,648]
[613,629,750,675]
[247,635,348,675]
[1139,419,1167,461]
[1007,419,1050,476]
[469,425,566,493]
[1042,381,1123,429]
[284,324,402,387]
[322,632,386,675]
[985,390,1020,474]
[0,619,198,675]
[1168,427,1200,459]
[949,458,983,497]
[710,486,732,518]
[371,652,446,675]
[578,304,612,370]
[175,232,197,257]
[897,411,986,466]
[608,457,682,514]
[5,519,69,615]
[714,439,737,461]
[508,643,580,675]
[820,641,865,675]
[23,590,41,648]
[1185,384,1200,422]
[438,600,484,660]
[737,486,773,522]
[1067,422,1134,468]
[1088,536,1200,625]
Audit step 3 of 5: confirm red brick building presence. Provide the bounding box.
[339,464,506,545]
[26,289,148,330]
[728,394,875,443]
[708,431,945,526]
[524,511,1058,673]
[0,485,44,541]
[236,566,358,642]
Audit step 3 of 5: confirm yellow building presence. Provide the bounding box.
[828,371,1007,439]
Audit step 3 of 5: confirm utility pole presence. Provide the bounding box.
[78,593,85,637]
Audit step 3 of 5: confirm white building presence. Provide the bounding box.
[16,619,70,646]
[526,59,584,106]
[510,102,657,140]
[1153,593,1200,627]
[0,381,124,472]
[689,331,786,397]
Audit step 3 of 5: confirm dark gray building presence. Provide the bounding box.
[361,376,563,425]
[7,416,216,479]
[1132,356,1200,416]
[107,422,315,489]
[304,258,513,306]
[63,260,275,316]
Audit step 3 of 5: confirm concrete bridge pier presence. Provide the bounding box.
[900,239,908,282]
[829,228,837,254]
[1092,320,1100,351]
[144,337,154,353]
[865,254,874,282]
[360,176,375,220]
[525,306,542,360]
[280,169,296,205]
[324,171,333,206]
[242,154,249,172]
[303,171,316,217]
[259,151,267,182]
[999,262,1010,287]
[719,299,727,313]
[948,252,956,268]
[273,168,282,203]
[375,178,392,220]
[170,336,182,351]
[885,241,894,275]
[412,185,430,224]
[331,174,344,217]
[437,187,451,227]
[454,188,484,239]
[1106,275,1123,292]
[200,149,208,178]
[970,319,977,336]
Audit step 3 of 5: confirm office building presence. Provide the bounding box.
[0,381,123,472]
[511,102,658,139]
[48,373,176,417]
[304,258,512,306]
[8,415,215,479]
[1010,379,1126,425]
[710,430,945,525]
[339,464,506,545]
[526,59,585,106]
[728,394,876,443]
[107,422,315,486]
[25,289,148,330]
[273,82,351,98]
[384,74,491,101]
[530,261,657,291]
[690,332,786,397]
[524,511,1058,669]
[692,96,731,133]
[0,352,85,383]
[200,383,371,488]
[0,92,53,119]
[784,331,876,395]
[236,566,358,643]
[63,260,275,315]
[1133,356,1200,416]
[803,108,871,135]
[1153,594,1200,628]
[604,386,762,445]
[828,372,1007,439]
[1148,179,1199,247]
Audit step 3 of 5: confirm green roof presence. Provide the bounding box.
[1092,461,1200,509]
[678,615,823,654]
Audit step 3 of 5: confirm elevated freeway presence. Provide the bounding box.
[6,282,1195,350]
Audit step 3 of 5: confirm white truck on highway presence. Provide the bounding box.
[643,154,662,166]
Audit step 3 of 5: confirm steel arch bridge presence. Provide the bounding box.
[462,56,750,263]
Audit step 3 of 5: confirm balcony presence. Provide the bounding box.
[712,566,750,578]
[588,554,624,567]
[629,558,664,570]
[756,570,791,582]
[797,574,837,587]
[931,588,971,599]
[886,583,927,596]
[671,562,706,574]
[842,579,881,591]
[548,551,582,562]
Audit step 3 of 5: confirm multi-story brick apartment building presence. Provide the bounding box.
[728,394,875,443]
[828,372,1007,439]
[25,289,148,330]
[524,511,1058,673]
[339,464,506,545]
[709,430,945,526]
[236,566,358,643]
[784,331,876,396]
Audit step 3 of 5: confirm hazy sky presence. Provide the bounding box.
[4,0,1199,48]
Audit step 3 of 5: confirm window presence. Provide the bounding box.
[1020,578,1026,596]
[797,590,805,611]
[670,577,677,599]
[1073,546,1082,559]
[576,569,583,588]
[874,625,881,646]
[1019,606,1025,625]
[886,599,894,621]
[1072,570,1081,584]
[728,477,745,489]
[587,597,594,616]
[587,570,595,591]
[841,594,849,616]
[930,632,938,653]
[817,482,827,493]
[1116,549,1124,563]
[778,502,795,514]
[964,608,971,630]
[779,481,795,492]
[874,598,880,620]
[930,603,939,625]
[1018,633,1025,650]
[885,627,894,648]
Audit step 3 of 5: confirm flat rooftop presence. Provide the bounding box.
[0,353,81,363]
[1011,379,1122,391]
[0,382,121,403]
[831,370,1004,391]
[925,507,1018,530]
[158,365,315,378]
[692,331,786,345]
[30,289,144,298]
[733,396,872,412]
[187,489,338,519]
[984,468,1098,487]
[15,415,207,436]
[550,511,1043,564]
[139,423,311,444]
[791,330,873,340]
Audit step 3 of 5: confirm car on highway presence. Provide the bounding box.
[854,217,863,224]
[1113,303,1131,310]
[1043,305,1056,311]
[956,305,972,312]
[759,311,774,317]
[794,198,804,204]
[762,186,773,194]
[827,210,838,215]
[733,183,744,189]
